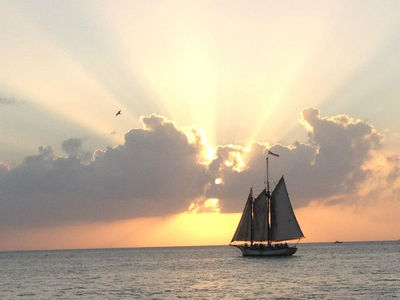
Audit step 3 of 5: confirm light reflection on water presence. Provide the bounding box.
[0,241,399,299]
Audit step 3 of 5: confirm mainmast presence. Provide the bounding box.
[250,187,253,246]
[266,155,270,198]
[266,150,279,246]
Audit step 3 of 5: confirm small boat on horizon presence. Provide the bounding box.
[230,151,304,256]
[334,241,343,244]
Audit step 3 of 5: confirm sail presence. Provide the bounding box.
[231,190,253,243]
[252,189,269,242]
[270,177,304,241]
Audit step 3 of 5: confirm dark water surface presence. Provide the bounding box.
[0,241,399,299]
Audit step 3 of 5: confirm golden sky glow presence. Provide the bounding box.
[2,200,399,251]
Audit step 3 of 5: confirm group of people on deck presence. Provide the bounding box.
[244,242,289,248]
[273,243,288,249]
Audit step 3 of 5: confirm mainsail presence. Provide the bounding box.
[230,190,253,243]
[269,177,304,241]
[252,190,269,242]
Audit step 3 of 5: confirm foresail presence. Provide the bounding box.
[252,189,269,242]
[230,191,252,243]
[270,177,304,241]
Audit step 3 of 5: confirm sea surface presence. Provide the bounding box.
[0,241,399,299]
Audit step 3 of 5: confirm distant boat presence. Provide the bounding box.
[230,151,304,256]
[334,241,343,244]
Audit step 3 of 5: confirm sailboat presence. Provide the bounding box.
[230,151,304,256]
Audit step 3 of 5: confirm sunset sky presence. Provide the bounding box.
[1,1,399,251]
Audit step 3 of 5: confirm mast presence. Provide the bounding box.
[250,188,253,246]
[266,150,279,246]
[266,156,270,198]
[266,155,271,246]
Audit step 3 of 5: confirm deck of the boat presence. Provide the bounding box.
[233,245,297,256]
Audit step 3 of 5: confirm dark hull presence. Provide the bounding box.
[233,245,297,256]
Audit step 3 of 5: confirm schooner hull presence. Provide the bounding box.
[234,245,297,256]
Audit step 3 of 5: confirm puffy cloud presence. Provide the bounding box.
[62,138,83,156]
[0,114,209,227]
[206,108,385,212]
[62,137,92,164]
[301,108,382,193]
[0,109,394,228]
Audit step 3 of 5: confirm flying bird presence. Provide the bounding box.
[115,110,121,117]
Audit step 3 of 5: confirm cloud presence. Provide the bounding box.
[0,97,16,104]
[61,137,92,164]
[0,162,9,176]
[0,97,24,105]
[387,155,400,183]
[0,109,395,228]
[62,138,83,156]
[0,114,209,227]
[206,108,385,212]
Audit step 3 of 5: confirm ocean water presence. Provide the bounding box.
[0,241,399,299]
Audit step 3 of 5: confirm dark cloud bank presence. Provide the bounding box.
[0,109,393,228]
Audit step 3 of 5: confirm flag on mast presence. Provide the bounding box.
[268,150,279,157]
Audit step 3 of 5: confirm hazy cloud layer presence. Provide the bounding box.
[0,109,396,228]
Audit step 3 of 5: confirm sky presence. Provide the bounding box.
[0,0,399,251]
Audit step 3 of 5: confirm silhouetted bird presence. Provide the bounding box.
[116,110,121,117]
